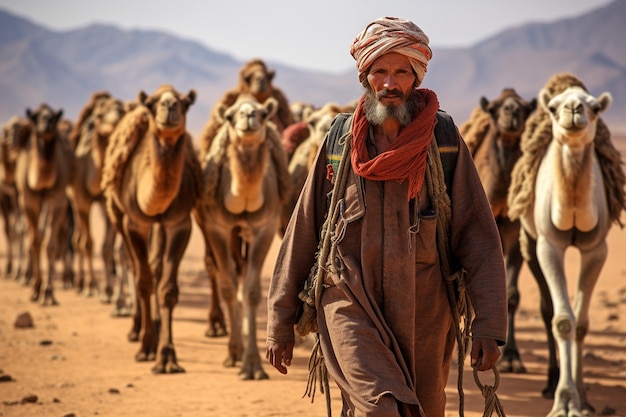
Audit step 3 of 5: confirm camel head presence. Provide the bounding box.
[540,86,612,151]
[26,104,63,142]
[138,85,196,145]
[480,88,536,143]
[93,97,126,140]
[219,94,278,148]
[4,116,30,151]
[238,59,275,102]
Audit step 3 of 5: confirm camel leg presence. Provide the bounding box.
[525,231,558,399]
[110,234,133,317]
[211,229,243,368]
[238,227,272,380]
[497,218,527,374]
[151,220,190,374]
[22,202,42,301]
[0,198,14,278]
[125,222,156,362]
[100,205,117,303]
[536,236,582,417]
[572,242,607,416]
[194,211,227,338]
[42,202,67,306]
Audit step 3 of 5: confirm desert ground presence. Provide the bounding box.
[1,138,625,417]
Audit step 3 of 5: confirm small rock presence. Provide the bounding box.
[108,388,120,394]
[63,413,76,417]
[39,339,53,346]
[14,311,34,328]
[0,374,13,382]
[53,397,61,403]
[20,394,38,404]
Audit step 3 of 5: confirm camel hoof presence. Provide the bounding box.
[497,357,526,374]
[205,327,227,338]
[238,369,269,380]
[152,363,185,374]
[223,357,237,368]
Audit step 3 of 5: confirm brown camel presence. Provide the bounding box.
[198,58,295,158]
[0,118,22,278]
[12,104,75,305]
[197,93,291,380]
[67,91,127,301]
[101,85,203,373]
[459,88,537,376]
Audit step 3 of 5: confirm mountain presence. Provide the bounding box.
[1,1,625,136]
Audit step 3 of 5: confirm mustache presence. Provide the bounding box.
[376,89,404,100]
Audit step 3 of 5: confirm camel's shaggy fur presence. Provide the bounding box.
[196,93,290,380]
[101,85,203,374]
[198,59,295,158]
[460,88,537,376]
[508,73,625,227]
[12,104,75,304]
[66,91,127,302]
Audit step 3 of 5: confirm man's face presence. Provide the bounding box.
[365,52,418,126]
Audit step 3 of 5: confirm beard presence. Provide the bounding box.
[363,88,422,126]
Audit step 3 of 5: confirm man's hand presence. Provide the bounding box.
[470,337,501,371]
[266,340,295,374]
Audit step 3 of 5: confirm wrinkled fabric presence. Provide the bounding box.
[350,16,432,85]
[350,89,438,200]
[267,113,507,417]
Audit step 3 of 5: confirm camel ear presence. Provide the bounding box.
[181,89,196,112]
[538,88,553,114]
[263,97,278,121]
[137,91,148,105]
[217,103,231,125]
[480,97,489,112]
[594,92,612,115]
[528,98,538,113]
[25,108,35,122]
[54,109,64,124]
[267,69,275,83]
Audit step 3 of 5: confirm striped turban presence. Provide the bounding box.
[350,17,432,86]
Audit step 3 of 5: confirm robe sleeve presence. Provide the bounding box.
[449,137,508,345]
[266,140,333,342]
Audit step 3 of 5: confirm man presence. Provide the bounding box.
[266,17,507,417]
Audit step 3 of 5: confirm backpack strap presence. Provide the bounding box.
[434,110,459,195]
[325,112,353,183]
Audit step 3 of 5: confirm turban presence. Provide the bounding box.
[350,17,432,86]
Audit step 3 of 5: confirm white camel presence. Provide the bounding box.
[512,83,620,417]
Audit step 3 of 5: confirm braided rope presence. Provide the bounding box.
[474,368,506,416]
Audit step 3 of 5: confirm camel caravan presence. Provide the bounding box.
[1,63,625,408]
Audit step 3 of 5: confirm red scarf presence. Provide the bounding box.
[350,88,440,200]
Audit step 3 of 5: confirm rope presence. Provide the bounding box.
[299,127,353,417]
[473,368,506,416]
[426,139,474,417]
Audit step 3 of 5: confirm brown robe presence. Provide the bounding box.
[267,118,507,417]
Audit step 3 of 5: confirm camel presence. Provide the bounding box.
[508,73,625,417]
[280,102,352,235]
[0,118,22,278]
[101,85,203,373]
[67,92,127,301]
[459,88,537,375]
[198,58,295,158]
[12,104,75,305]
[197,93,291,380]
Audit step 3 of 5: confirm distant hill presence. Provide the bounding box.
[1,0,625,136]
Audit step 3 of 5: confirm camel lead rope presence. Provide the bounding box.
[473,367,506,417]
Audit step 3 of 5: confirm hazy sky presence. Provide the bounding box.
[0,0,614,73]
